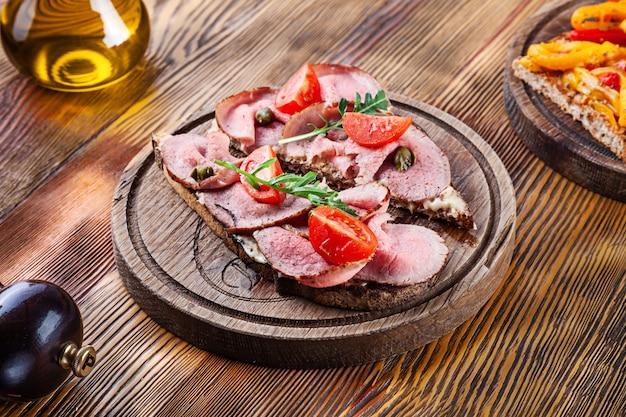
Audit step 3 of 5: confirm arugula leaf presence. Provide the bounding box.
[278,89,389,145]
[353,90,388,114]
[214,158,358,217]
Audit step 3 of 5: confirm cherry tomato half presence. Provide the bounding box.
[240,145,286,204]
[275,63,322,115]
[308,206,378,265]
[342,112,412,147]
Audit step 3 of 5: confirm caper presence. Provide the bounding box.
[393,146,415,171]
[190,165,214,182]
[255,107,274,126]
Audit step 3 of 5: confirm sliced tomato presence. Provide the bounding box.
[342,112,412,147]
[275,63,322,115]
[308,206,378,265]
[239,145,286,204]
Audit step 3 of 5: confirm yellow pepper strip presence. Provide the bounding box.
[526,41,619,71]
[617,82,626,127]
[569,66,626,126]
[608,44,626,61]
[571,2,626,31]
[592,101,618,126]
[590,65,626,81]
[562,70,579,90]
[518,55,544,72]
[590,67,626,126]
[576,67,621,111]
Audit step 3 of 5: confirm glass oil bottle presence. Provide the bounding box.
[0,0,150,92]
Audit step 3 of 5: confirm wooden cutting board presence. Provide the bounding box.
[504,0,626,202]
[111,95,516,368]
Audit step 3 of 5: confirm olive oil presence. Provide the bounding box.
[0,0,150,92]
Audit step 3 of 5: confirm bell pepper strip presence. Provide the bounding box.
[590,66,626,126]
[573,67,620,112]
[518,55,544,73]
[597,71,622,90]
[591,66,626,90]
[571,2,626,31]
[525,41,620,71]
[563,66,626,127]
[592,101,619,127]
[618,77,626,126]
[570,28,626,46]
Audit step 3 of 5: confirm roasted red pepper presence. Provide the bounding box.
[570,28,626,46]
[598,71,621,90]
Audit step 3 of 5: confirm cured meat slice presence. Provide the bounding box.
[152,62,473,310]
[279,120,451,203]
[356,213,449,286]
[156,132,241,190]
[200,182,311,233]
[375,126,475,229]
[375,125,451,203]
[277,103,398,183]
[215,87,289,152]
[338,182,390,219]
[254,121,284,150]
[253,226,368,288]
[210,63,473,228]
[281,103,343,139]
[312,63,384,105]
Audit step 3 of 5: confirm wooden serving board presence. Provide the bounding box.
[111,95,516,368]
[504,0,626,202]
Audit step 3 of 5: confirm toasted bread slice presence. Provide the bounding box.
[512,50,626,161]
[153,132,445,311]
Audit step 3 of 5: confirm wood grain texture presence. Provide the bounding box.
[0,0,624,415]
[0,62,157,221]
[504,0,626,201]
[111,97,516,368]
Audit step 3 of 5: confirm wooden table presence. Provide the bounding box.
[0,0,624,415]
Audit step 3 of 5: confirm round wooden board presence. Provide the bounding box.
[111,95,516,368]
[504,0,626,202]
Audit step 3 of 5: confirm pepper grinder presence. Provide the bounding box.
[0,280,96,401]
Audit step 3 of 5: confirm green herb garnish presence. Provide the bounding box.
[277,90,389,145]
[214,158,358,217]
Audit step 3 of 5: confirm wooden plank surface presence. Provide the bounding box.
[0,0,624,415]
